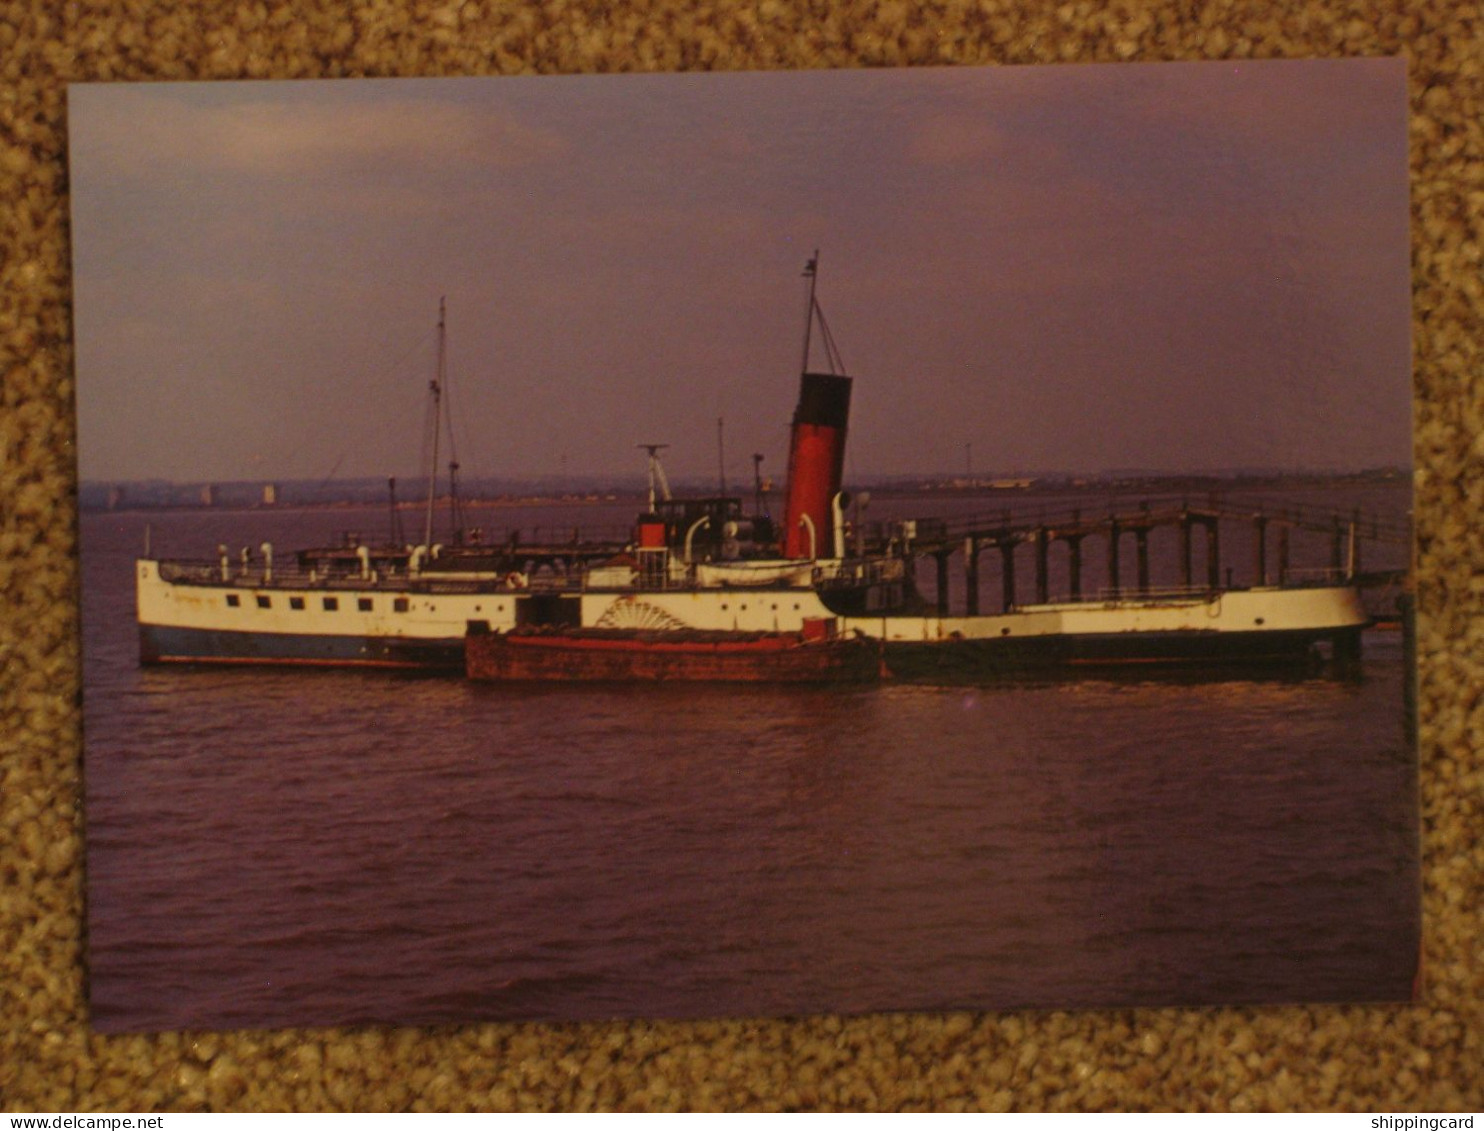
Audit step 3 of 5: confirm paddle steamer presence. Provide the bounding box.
[136,262,1369,676]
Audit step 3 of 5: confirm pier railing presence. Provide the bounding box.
[902,494,1411,549]
[156,559,510,593]
[884,493,1410,618]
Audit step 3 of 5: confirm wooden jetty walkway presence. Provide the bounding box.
[862,494,1411,616]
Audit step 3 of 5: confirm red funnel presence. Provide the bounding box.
[781,371,852,559]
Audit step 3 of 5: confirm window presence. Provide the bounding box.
[290,597,305,611]
[256,595,271,609]
[323,597,339,612]
[394,597,409,613]
[358,597,372,612]
[225,594,240,608]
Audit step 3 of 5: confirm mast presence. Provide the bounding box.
[448,458,463,546]
[639,444,671,511]
[799,250,846,376]
[388,476,405,548]
[422,297,445,551]
[800,251,819,374]
[443,307,465,545]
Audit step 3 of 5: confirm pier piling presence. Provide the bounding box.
[902,494,1401,610]
[964,539,980,616]
[1000,539,1017,612]
[1035,529,1050,604]
[1179,513,1193,589]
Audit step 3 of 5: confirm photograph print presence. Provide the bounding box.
[69,58,1417,1032]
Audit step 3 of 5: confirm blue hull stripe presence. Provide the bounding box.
[139,624,464,669]
[141,623,1360,675]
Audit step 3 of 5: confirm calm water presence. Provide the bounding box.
[81,487,1419,1032]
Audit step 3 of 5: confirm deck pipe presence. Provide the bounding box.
[831,493,850,560]
[797,513,817,561]
[684,517,711,564]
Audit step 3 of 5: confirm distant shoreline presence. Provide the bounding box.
[82,470,1410,516]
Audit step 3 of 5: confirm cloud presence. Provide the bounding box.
[908,112,1016,169]
[69,81,568,185]
[67,65,1410,481]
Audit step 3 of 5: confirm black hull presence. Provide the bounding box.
[138,624,465,670]
[880,627,1362,682]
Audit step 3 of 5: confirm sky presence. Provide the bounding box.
[68,59,1411,485]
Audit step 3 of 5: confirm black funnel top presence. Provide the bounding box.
[792,372,853,430]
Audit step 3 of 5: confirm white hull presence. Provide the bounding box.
[135,559,520,667]
[846,585,1369,643]
[137,557,1369,672]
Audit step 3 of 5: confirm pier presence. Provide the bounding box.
[876,495,1410,616]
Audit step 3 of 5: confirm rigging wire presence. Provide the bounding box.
[371,323,439,475]
[813,298,846,376]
